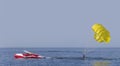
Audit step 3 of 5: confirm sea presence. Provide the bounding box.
[0,48,120,66]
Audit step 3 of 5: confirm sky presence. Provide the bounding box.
[0,0,120,48]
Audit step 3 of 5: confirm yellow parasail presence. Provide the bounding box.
[92,23,111,43]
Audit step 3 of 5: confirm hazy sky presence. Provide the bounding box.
[0,0,120,48]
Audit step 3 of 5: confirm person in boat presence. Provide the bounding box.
[23,50,39,58]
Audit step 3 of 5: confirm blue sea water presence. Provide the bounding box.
[0,48,120,66]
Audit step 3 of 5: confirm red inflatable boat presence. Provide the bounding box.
[14,50,44,59]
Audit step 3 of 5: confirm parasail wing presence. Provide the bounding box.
[92,23,111,43]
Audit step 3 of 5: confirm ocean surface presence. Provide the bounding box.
[0,48,120,66]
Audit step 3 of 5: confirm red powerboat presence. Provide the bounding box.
[14,50,44,59]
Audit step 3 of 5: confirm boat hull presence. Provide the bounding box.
[14,53,43,59]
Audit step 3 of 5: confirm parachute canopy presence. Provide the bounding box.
[92,23,111,43]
